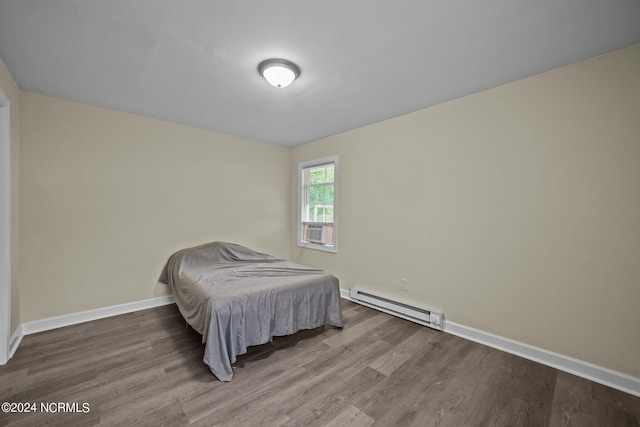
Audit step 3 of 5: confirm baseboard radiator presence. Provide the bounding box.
[349,288,444,330]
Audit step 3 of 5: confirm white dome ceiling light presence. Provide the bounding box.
[258,58,301,88]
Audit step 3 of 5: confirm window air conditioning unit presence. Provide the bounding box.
[306,224,327,244]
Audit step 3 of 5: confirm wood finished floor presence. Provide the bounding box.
[1,300,638,427]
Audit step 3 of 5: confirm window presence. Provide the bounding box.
[298,156,338,253]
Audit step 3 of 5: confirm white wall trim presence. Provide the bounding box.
[0,90,11,366]
[9,324,22,359]
[443,320,640,397]
[20,295,176,336]
[341,289,640,397]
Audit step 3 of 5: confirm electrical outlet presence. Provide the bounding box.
[400,279,408,291]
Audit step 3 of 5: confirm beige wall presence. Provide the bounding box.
[290,44,640,377]
[19,92,290,322]
[0,57,20,337]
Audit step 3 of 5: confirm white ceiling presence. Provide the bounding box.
[1,1,639,147]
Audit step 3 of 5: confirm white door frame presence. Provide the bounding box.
[0,89,11,365]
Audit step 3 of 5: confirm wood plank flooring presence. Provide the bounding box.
[0,300,638,426]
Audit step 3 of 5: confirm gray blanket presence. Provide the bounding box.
[161,242,343,381]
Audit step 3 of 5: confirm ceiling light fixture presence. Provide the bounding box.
[258,58,301,88]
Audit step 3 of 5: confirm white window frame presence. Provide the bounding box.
[297,156,338,253]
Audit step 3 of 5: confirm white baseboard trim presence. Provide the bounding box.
[340,289,640,397]
[443,321,640,397]
[9,324,23,359]
[20,295,176,336]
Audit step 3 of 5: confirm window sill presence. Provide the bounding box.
[297,242,337,254]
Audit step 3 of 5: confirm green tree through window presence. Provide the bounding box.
[304,164,334,223]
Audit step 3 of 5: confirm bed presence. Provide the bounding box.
[160,241,343,381]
